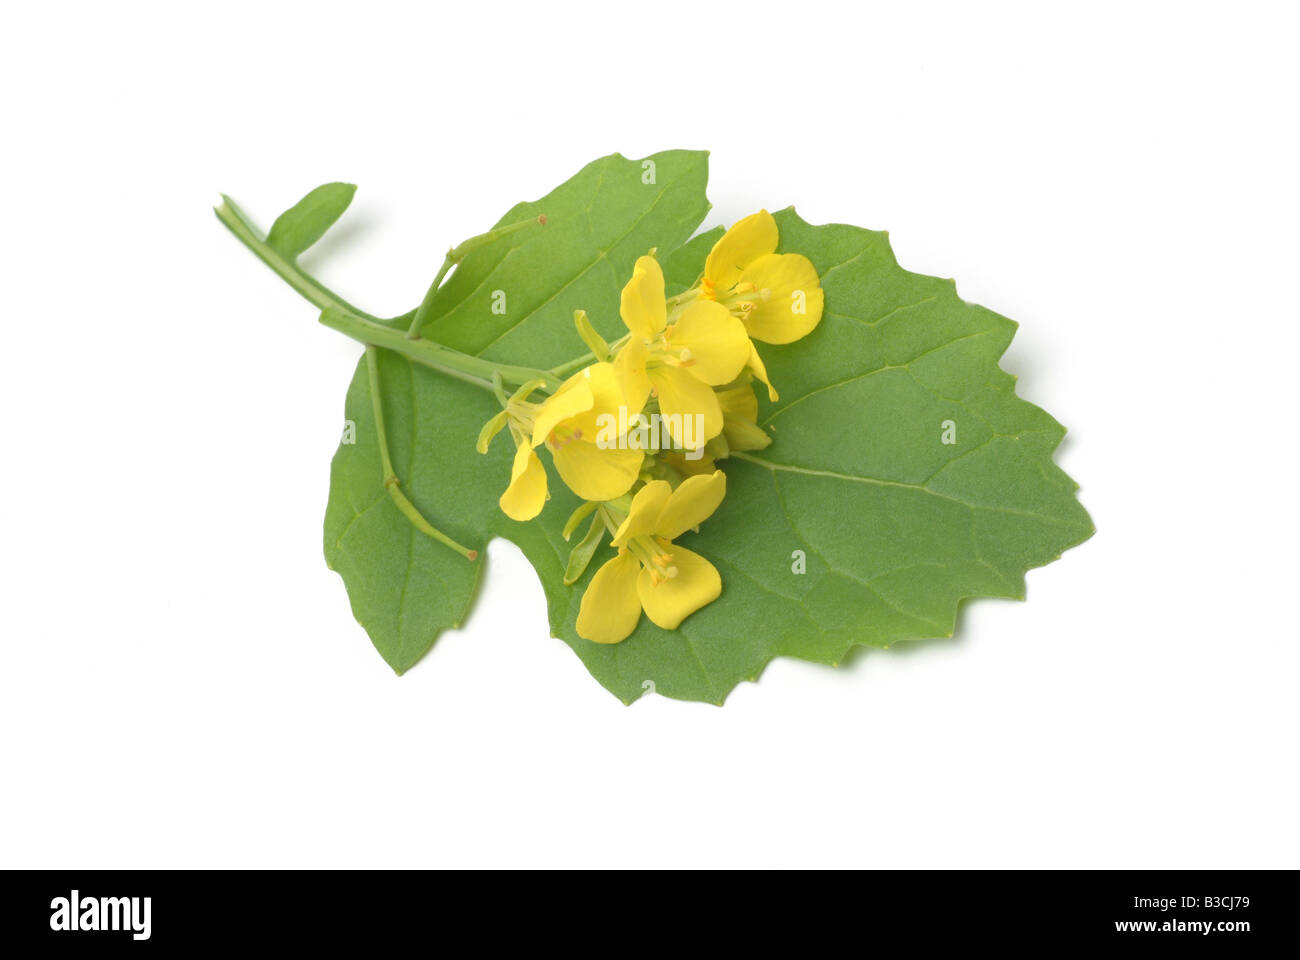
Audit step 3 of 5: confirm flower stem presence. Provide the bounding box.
[551,333,630,378]
[405,253,456,340]
[365,346,478,561]
[596,503,626,537]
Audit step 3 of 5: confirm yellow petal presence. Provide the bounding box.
[566,361,633,438]
[577,551,643,644]
[550,438,643,502]
[667,300,751,386]
[648,366,723,450]
[611,480,671,547]
[737,253,824,344]
[612,336,651,415]
[499,444,547,521]
[531,370,595,447]
[704,210,778,290]
[746,343,779,402]
[655,470,726,541]
[636,543,721,630]
[620,254,667,339]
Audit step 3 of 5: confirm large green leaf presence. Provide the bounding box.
[324,152,1093,702]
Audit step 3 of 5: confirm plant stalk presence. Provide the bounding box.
[365,346,478,561]
[323,308,560,392]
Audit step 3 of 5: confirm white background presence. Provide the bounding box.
[1,1,1296,869]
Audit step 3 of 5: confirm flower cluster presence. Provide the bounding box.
[480,210,823,643]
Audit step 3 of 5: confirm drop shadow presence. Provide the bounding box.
[299,215,376,269]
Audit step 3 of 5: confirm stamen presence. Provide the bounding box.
[548,425,578,450]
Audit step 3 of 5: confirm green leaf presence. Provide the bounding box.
[323,152,1092,701]
[417,152,711,361]
[266,182,356,260]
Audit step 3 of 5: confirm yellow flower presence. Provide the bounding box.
[700,209,824,346]
[658,385,769,479]
[576,471,727,644]
[531,363,643,502]
[498,438,547,521]
[613,254,751,450]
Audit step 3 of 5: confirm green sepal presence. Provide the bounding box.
[563,513,606,585]
[562,500,598,541]
[476,410,509,454]
[572,310,611,362]
[508,379,549,403]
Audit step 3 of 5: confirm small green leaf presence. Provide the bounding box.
[564,513,606,585]
[266,182,356,260]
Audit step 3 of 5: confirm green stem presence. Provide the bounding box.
[404,214,546,341]
[596,503,625,538]
[551,333,630,378]
[406,253,456,339]
[323,308,561,391]
[551,353,594,378]
[366,346,478,561]
[215,195,384,323]
[217,193,563,392]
